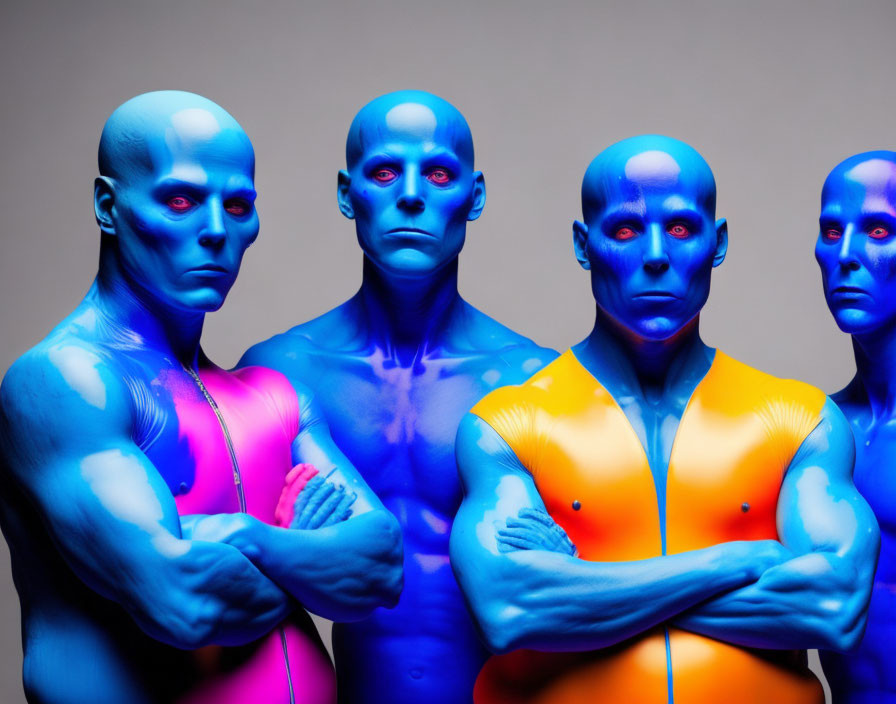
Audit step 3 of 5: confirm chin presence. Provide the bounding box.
[832,309,885,336]
[173,288,229,313]
[374,249,452,278]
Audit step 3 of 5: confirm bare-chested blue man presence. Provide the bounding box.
[239,90,557,704]
[0,91,402,704]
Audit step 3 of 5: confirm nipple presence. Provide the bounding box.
[178,482,189,495]
[572,500,582,511]
[741,502,750,513]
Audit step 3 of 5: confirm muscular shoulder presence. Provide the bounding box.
[239,305,361,376]
[456,303,558,382]
[0,335,134,472]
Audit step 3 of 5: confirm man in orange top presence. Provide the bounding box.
[449,135,879,704]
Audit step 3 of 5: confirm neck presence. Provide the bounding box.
[355,256,463,364]
[93,242,205,367]
[579,306,711,402]
[851,324,896,419]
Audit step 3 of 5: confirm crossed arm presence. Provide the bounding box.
[0,347,292,649]
[185,381,403,622]
[671,399,879,650]
[449,400,879,655]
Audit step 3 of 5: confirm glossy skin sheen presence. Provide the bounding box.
[240,91,556,704]
[450,136,880,704]
[0,91,401,704]
[815,151,896,704]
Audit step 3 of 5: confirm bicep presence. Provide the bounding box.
[453,413,545,556]
[0,355,183,596]
[778,398,877,561]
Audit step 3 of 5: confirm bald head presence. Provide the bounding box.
[98,90,252,183]
[345,90,474,170]
[581,135,716,222]
[822,150,896,205]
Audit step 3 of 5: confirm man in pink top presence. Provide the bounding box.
[0,91,402,704]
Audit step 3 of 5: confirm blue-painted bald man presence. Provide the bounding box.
[239,90,557,704]
[0,91,401,704]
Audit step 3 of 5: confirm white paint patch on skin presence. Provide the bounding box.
[625,150,681,188]
[81,449,165,524]
[482,369,501,386]
[521,357,543,375]
[171,108,222,141]
[48,345,106,410]
[795,465,858,549]
[385,103,438,141]
[476,473,529,555]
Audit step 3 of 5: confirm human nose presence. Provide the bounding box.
[199,198,227,248]
[837,225,861,272]
[397,167,424,213]
[643,224,670,273]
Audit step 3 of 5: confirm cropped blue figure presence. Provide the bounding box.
[239,90,556,704]
[0,91,401,704]
[450,135,879,704]
[815,151,896,704]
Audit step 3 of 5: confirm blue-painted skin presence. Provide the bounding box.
[0,91,401,704]
[239,90,557,704]
[815,151,896,704]
[450,136,880,700]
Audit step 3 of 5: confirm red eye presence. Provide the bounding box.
[167,196,194,212]
[426,168,451,185]
[224,199,250,216]
[823,228,842,241]
[373,168,397,184]
[869,226,890,239]
[667,223,690,238]
[614,227,636,240]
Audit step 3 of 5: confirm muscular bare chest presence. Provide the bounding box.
[127,358,296,521]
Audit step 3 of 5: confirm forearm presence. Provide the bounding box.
[248,509,402,621]
[673,552,870,651]
[125,535,293,649]
[456,539,778,654]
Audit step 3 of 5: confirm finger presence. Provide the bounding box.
[496,535,542,552]
[308,485,347,529]
[497,529,547,548]
[290,475,323,528]
[518,508,555,527]
[294,479,335,529]
[321,492,356,527]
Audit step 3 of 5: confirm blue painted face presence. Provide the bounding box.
[573,136,727,342]
[338,91,485,278]
[815,152,896,337]
[98,95,259,313]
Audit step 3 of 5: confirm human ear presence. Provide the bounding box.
[713,218,728,268]
[337,170,354,219]
[94,177,116,235]
[573,220,591,270]
[467,171,486,221]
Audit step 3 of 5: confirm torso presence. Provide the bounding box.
[821,392,896,703]
[0,305,334,704]
[244,300,555,704]
[471,350,827,704]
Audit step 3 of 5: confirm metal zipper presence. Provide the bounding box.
[182,363,296,704]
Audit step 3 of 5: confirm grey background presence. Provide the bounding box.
[2,0,894,700]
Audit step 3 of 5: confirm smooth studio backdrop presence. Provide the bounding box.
[2,1,894,701]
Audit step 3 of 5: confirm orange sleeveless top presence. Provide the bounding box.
[470,350,827,704]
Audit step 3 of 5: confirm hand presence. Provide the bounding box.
[274,463,319,527]
[181,513,261,561]
[496,508,577,556]
[289,471,357,530]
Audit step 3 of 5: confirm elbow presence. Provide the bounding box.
[816,591,870,653]
[474,598,530,655]
[135,594,222,650]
